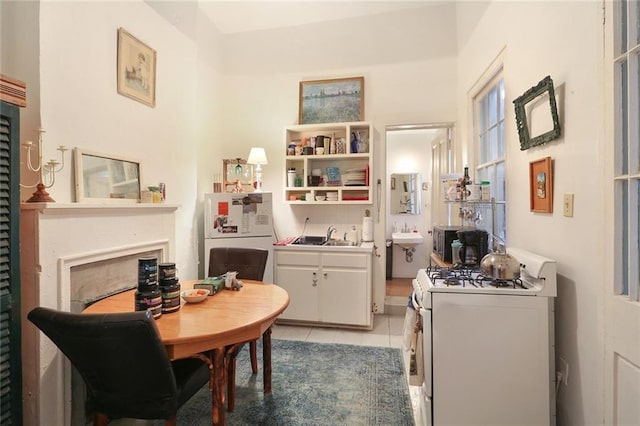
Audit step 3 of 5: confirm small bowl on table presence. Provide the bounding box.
[315,195,326,201]
[181,289,210,303]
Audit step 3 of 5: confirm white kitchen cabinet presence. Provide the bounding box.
[274,247,373,328]
[275,251,320,322]
[284,122,372,204]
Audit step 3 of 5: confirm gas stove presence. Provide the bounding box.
[413,247,557,301]
[409,247,557,426]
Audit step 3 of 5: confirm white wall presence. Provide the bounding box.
[216,4,458,310]
[3,0,458,311]
[0,0,42,189]
[3,1,224,282]
[455,2,604,424]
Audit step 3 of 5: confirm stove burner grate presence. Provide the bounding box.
[427,264,480,287]
[444,277,462,286]
[474,274,524,289]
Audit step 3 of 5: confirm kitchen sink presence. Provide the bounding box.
[392,232,424,249]
[291,236,327,245]
[323,240,360,247]
[289,236,360,247]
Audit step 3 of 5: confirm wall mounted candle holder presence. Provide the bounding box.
[20,128,69,202]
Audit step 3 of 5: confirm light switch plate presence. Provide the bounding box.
[563,194,574,217]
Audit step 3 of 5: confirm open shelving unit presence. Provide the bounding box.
[284,122,372,204]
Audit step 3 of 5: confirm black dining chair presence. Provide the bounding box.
[208,246,269,411]
[27,306,210,426]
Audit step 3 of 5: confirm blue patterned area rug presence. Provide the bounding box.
[176,339,414,426]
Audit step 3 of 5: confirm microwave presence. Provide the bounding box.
[432,225,463,263]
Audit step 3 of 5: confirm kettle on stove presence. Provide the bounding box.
[479,235,521,280]
[480,249,521,280]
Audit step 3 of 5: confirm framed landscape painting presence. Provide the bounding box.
[299,77,364,124]
[117,28,157,108]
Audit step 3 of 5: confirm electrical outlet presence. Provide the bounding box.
[563,194,574,217]
[558,357,569,385]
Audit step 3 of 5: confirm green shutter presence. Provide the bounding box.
[0,102,22,425]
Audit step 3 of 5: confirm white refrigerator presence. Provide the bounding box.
[203,192,275,283]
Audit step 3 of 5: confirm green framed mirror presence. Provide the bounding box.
[513,75,561,150]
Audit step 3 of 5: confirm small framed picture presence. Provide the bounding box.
[529,156,553,213]
[299,77,364,124]
[117,28,157,108]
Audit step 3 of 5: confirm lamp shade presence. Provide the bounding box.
[247,147,268,165]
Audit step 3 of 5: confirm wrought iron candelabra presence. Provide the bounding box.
[20,128,69,202]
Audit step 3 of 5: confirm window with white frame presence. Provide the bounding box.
[473,73,507,247]
[613,0,640,300]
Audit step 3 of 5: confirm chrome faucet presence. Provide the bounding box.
[327,225,337,241]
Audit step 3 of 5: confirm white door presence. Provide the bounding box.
[604,3,640,424]
[430,127,455,228]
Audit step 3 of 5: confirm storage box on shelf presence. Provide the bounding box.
[284,122,372,204]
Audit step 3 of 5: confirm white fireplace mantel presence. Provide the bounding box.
[20,202,180,214]
[20,202,179,426]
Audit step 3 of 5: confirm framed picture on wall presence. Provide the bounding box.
[529,156,553,213]
[513,75,561,150]
[298,77,364,124]
[117,28,157,108]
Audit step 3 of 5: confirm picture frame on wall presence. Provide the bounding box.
[529,156,553,213]
[513,75,561,151]
[222,159,253,192]
[299,77,364,124]
[117,28,157,108]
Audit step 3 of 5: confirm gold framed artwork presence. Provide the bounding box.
[529,156,553,213]
[223,159,254,192]
[299,76,364,124]
[117,28,157,108]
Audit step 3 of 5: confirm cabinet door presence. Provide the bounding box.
[275,266,319,322]
[320,268,369,326]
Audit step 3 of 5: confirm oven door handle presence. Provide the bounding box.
[420,307,432,397]
[411,289,422,310]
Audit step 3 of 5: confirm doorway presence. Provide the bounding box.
[384,123,455,306]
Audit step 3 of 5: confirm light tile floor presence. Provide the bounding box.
[116,310,423,426]
[273,311,424,425]
[273,312,406,348]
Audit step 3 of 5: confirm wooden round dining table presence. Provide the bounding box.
[83,279,289,426]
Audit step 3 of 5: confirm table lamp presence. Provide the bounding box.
[247,147,268,192]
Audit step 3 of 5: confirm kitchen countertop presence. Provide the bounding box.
[274,241,375,253]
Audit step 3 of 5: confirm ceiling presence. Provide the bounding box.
[198,1,437,34]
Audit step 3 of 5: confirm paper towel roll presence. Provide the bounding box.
[362,217,373,242]
[347,226,358,243]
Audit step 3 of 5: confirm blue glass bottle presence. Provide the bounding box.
[350,131,359,153]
